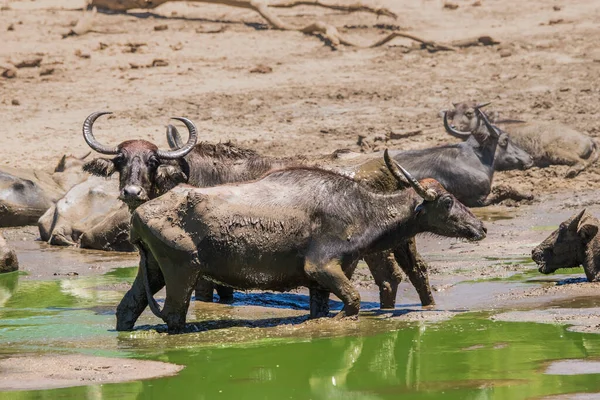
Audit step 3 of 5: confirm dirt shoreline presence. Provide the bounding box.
[0,354,183,391]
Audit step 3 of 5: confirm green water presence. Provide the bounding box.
[2,269,600,399]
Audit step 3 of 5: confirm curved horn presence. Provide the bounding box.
[474,101,491,110]
[475,108,500,138]
[82,111,119,155]
[384,149,437,201]
[156,117,198,159]
[443,111,472,139]
[166,124,184,150]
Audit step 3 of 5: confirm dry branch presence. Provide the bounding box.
[88,0,453,50]
[269,0,397,18]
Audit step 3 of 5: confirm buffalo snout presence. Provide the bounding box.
[471,222,487,241]
[120,185,149,205]
[522,157,534,170]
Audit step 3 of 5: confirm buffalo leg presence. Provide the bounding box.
[115,246,165,331]
[393,238,435,307]
[309,287,330,318]
[194,278,215,302]
[583,263,600,283]
[305,259,360,318]
[161,262,202,333]
[364,251,402,309]
[216,285,234,304]
[483,184,533,205]
[194,279,235,304]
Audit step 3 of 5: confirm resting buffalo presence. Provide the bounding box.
[0,232,18,273]
[116,151,486,332]
[384,105,532,207]
[0,155,90,227]
[38,176,133,252]
[532,209,600,282]
[448,101,598,177]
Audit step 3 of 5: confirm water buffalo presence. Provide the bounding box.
[81,112,297,208]
[52,153,91,192]
[116,151,486,332]
[38,176,134,251]
[448,101,599,178]
[532,209,600,282]
[383,105,533,207]
[0,155,90,227]
[0,233,18,273]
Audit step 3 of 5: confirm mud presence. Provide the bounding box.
[0,354,183,391]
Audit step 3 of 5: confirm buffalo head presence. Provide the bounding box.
[445,102,533,171]
[384,150,487,242]
[81,112,194,208]
[532,209,599,275]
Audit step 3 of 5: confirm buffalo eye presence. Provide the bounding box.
[148,155,160,169]
[499,136,509,147]
[442,197,454,210]
[465,110,474,118]
[558,222,568,234]
[113,154,126,169]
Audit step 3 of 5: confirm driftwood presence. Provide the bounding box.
[88,0,455,50]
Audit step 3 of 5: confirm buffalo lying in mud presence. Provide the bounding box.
[388,104,533,207]
[116,151,486,332]
[0,154,89,227]
[0,233,18,273]
[38,176,133,252]
[448,101,599,177]
[532,209,600,282]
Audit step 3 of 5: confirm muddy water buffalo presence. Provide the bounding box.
[52,153,91,192]
[532,209,600,282]
[0,233,18,273]
[116,151,486,332]
[448,101,598,177]
[38,176,133,251]
[0,169,57,227]
[0,155,90,227]
[167,123,441,308]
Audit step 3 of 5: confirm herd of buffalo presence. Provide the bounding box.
[1,102,599,332]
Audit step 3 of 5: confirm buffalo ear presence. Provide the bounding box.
[155,165,188,193]
[578,222,598,243]
[568,209,588,232]
[54,155,68,172]
[83,158,116,177]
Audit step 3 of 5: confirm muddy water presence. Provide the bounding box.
[2,269,600,399]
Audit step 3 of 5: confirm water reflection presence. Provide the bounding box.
[2,272,600,399]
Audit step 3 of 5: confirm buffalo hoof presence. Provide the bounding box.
[333,311,359,321]
[216,286,234,304]
[116,319,135,331]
